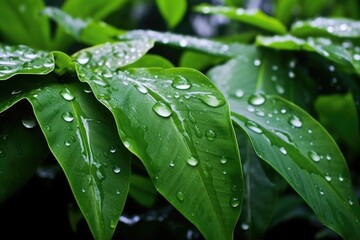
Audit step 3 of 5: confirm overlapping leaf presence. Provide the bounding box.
[75,63,243,240]
[0,44,54,80]
[156,0,187,29]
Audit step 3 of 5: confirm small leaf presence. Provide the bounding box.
[72,40,154,71]
[76,65,243,240]
[194,4,287,34]
[231,93,360,239]
[0,44,54,80]
[291,17,360,39]
[156,0,187,29]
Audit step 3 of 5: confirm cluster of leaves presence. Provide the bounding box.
[1,0,360,239]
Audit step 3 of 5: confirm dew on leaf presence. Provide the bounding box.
[279,147,287,155]
[245,121,263,134]
[205,129,216,140]
[253,59,261,66]
[62,112,74,122]
[199,94,225,107]
[230,197,240,208]
[64,140,71,147]
[220,156,227,164]
[241,223,250,230]
[172,75,191,90]
[76,51,92,65]
[176,191,185,202]
[235,89,244,98]
[113,166,121,174]
[187,156,198,166]
[248,93,266,106]
[60,88,75,101]
[109,146,116,154]
[152,101,172,118]
[309,150,321,162]
[288,115,303,128]
[22,116,37,129]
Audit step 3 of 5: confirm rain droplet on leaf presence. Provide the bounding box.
[152,101,172,118]
[248,93,266,106]
[187,156,198,166]
[172,75,191,90]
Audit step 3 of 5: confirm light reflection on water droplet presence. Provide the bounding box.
[235,89,244,98]
[205,129,216,140]
[309,150,321,162]
[172,75,191,90]
[176,191,184,201]
[199,94,225,107]
[60,88,75,101]
[279,147,287,155]
[152,101,172,118]
[187,156,198,166]
[241,223,249,230]
[230,197,240,208]
[288,115,303,128]
[248,93,266,106]
[22,116,37,129]
[113,166,121,174]
[245,121,262,134]
[220,156,227,164]
[62,112,74,122]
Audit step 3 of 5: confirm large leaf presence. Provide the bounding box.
[156,0,187,29]
[0,101,48,203]
[291,17,360,39]
[76,65,243,240]
[0,74,132,240]
[0,44,55,80]
[256,35,360,75]
[193,4,287,34]
[230,93,360,239]
[207,46,315,110]
[0,0,51,49]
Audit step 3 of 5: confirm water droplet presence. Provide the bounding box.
[235,89,244,98]
[81,187,86,193]
[309,150,321,162]
[187,156,198,166]
[110,219,117,229]
[253,59,261,66]
[280,108,287,114]
[275,84,285,94]
[308,129,313,134]
[328,65,335,72]
[152,101,172,118]
[324,173,332,182]
[135,83,148,94]
[199,94,225,107]
[205,129,216,140]
[245,121,263,134]
[113,166,121,174]
[349,198,354,205]
[279,147,287,155]
[319,190,325,195]
[288,115,303,128]
[60,88,75,101]
[338,174,344,182]
[288,71,295,78]
[247,105,255,112]
[62,112,74,122]
[172,75,191,90]
[220,156,227,164]
[326,154,331,161]
[353,54,360,61]
[64,140,71,147]
[45,125,51,131]
[230,197,240,208]
[77,51,92,65]
[169,161,175,167]
[22,116,37,129]
[109,146,116,153]
[241,222,249,230]
[248,93,266,106]
[176,191,184,201]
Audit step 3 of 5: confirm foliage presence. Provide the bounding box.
[1,0,360,239]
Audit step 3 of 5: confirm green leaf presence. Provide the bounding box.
[207,46,315,110]
[129,174,158,208]
[193,4,287,34]
[76,66,243,240]
[43,7,125,47]
[236,127,278,239]
[231,93,360,239]
[256,35,360,75]
[179,51,226,71]
[274,0,298,26]
[0,44,54,80]
[122,30,251,57]
[0,0,51,49]
[156,0,187,29]
[124,54,174,69]
[72,40,154,71]
[291,17,360,39]
[0,75,132,240]
[0,102,48,203]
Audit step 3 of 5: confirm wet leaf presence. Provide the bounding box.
[156,0,187,29]
[194,4,287,34]
[76,65,243,240]
[0,44,54,80]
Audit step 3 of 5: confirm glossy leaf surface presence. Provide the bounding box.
[156,0,187,29]
[76,66,243,240]
[291,17,360,39]
[0,75,132,240]
[0,44,54,80]
[194,4,287,34]
[231,94,360,239]
[256,35,360,75]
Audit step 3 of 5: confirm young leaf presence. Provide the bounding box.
[0,44,55,80]
[0,0,51,49]
[256,35,360,75]
[193,4,287,34]
[0,102,48,203]
[156,0,187,29]
[0,75,132,240]
[76,66,243,240]
[291,17,360,39]
[231,93,360,239]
